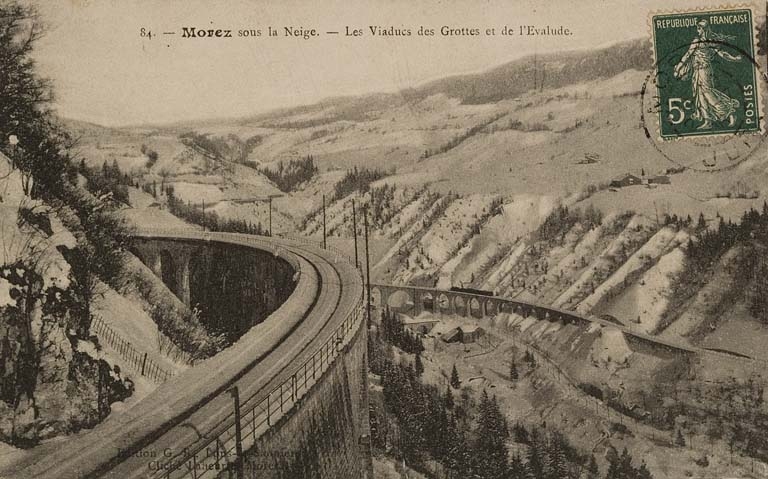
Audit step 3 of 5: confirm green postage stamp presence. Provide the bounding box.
[650,6,762,139]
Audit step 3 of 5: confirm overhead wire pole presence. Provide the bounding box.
[352,199,359,269]
[268,196,272,236]
[322,194,327,249]
[227,386,244,479]
[364,205,371,324]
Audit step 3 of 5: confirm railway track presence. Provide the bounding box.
[20,230,364,479]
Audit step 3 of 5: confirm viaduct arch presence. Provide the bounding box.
[23,230,371,479]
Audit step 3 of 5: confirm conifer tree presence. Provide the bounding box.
[444,384,454,410]
[508,454,526,479]
[675,429,686,447]
[414,352,424,377]
[510,360,519,381]
[587,454,600,479]
[544,441,568,479]
[475,390,509,479]
[450,364,461,389]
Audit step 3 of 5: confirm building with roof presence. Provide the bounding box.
[610,174,641,188]
[403,317,441,335]
[441,325,485,344]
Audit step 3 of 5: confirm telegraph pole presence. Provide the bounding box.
[227,386,244,479]
[322,194,327,250]
[364,206,371,323]
[268,196,272,236]
[352,199,359,269]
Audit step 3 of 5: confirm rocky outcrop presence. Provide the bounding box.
[0,258,132,447]
[0,157,134,447]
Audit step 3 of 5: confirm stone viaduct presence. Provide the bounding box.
[23,230,371,479]
[372,283,699,356]
[130,237,296,338]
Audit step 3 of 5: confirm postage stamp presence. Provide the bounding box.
[650,6,762,139]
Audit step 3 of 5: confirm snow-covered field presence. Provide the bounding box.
[600,246,687,333]
[392,194,499,285]
[553,215,653,309]
[576,227,684,314]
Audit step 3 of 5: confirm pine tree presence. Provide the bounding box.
[475,391,509,479]
[513,423,530,444]
[450,364,461,389]
[509,361,519,381]
[637,462,653,479]
[414,352,424,377]
[509,454,526,479]
[697,212,707,231]
[444,384,454,410]
[544,440,568,479]
[526,436,544,479]
[580,453,596,478]
[675,429,686,447]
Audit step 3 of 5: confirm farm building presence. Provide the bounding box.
[441,326,485,344]
[647,175,671,185]
[610,174,642,188]
[403,317,441,335]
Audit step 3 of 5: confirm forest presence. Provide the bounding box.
[179,131,262,164]
[368,309,653,479]
[332,166,393,200]
[680,203,768,324]
[259,155,319,192]
[164,186,267,235]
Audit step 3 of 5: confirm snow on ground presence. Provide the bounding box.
[127,188,159,209]
[0,278,14,308]
[373,455,428,479]
[498,194,558,240]
[480,195,559,291]
[117,205,194,229]
[426,315,484,337]
[208,199,294,234]
[548,216,611,285]
[304,184,424,239]
[93,285,189,375]
[169,182,224,204]
[416,196,496,265]
[378,191,429,238]
[509,222,589,300]
[449,195,553,290]
[659,247,741,341]
[589,326,632,369]
[576,226,681,314]
[0,154,77,299]
[302,193,350,237]
[0,441,36,475]
[392,195,499,284]
[701,304,768,362]
[373,196,451,276]
[481,241,526,292]
[601,245,687,333]
[553,215,652,308]
[274,170,345,221]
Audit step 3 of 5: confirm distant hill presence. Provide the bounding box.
[159,38,652,131]
[404,39,651,105]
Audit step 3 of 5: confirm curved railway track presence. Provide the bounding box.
[20,230,364,479]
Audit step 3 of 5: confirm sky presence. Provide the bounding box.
[31,0,726,126]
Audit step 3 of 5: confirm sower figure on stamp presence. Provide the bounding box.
[673,19,743,130]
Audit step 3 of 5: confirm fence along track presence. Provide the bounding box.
[91,314,173,383]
